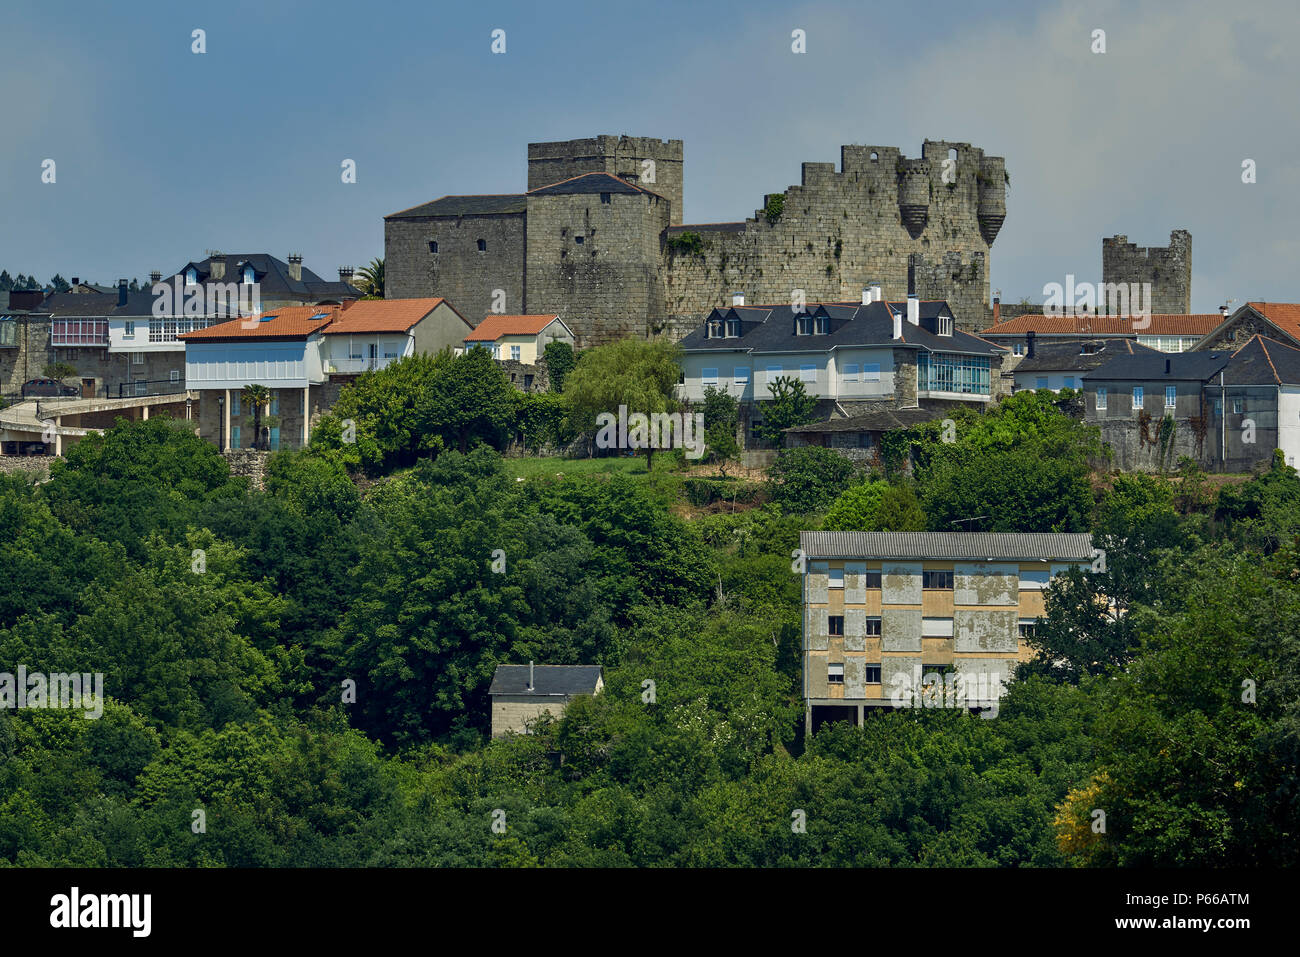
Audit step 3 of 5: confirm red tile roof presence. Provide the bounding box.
[179,305,338,340]
[464,314,561,342]
[982,313,1223,336]
[1248,303,1300,342]
[325,298,465,335]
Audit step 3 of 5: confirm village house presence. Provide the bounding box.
[322,298,473,375]
[799,531,1095,733]
[488,663,603,737]
[678,287,1006,446]
[1193,302,1300,352]
[1006,337,1158,393]
[463,314,575,392]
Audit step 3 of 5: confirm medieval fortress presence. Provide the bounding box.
[386,135,1008,345]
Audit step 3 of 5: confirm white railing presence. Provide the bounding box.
[324,356,397,374]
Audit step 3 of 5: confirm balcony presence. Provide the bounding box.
[51,319,108,347]
[324,356,397,374]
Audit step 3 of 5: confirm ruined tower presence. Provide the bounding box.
[1102,230,1192,315]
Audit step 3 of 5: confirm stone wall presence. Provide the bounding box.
[1195,309,1281,352]
[222,449,269,489]
[0,455,56,478]
[496,357,549,392]
[1102,230,1192,316]
[528,136,684,224]
[385,211,526,325]
[0,315,185,398]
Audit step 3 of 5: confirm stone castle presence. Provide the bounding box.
[1101,229,1192,315]
[385,135,1007,345]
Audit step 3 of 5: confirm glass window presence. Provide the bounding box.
[231,425,240,448]
[231,394,240,416]
[827,663,844,684]
[865,570,882,589]
[922,570,953,590]
[842,364,859,382]
[1020,569,1050,589]
[917,352,991,395]
[733,367,749,385]
[828,615,844,636]
[862,363,881,381]
[1013,342,1024,356]
[511,345,521,361]
[702,368,718,385]
[169,369,180,383]
[428,241,438,253]
[1133,386,1144,411]
[815,316,830,335]
[726,319,741,337]
[828,568,844,589]
[1165,385,1177,408]
[1096,387,1107,410]
[865,664,882,684]
[865,617,882,636]
[1036,377,1049,389]
[124,321,135,337]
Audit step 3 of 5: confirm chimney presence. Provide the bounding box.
[907,294,920,326]
[862,287,871,306]
[893,310,903,340]
[288,254,303,282]
[210,258,226,281]
[870,284,882,303]
[150,271,161,284]
[1026,330,1036,359]
[992,296,1001,324]
[731,291,744,307]
[117,279,128,307]
[1219,305,1229,317]
[71,277,79,287]
[527,660,534,692]
[339,266,355,284]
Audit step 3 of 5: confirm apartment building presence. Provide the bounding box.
[799,531,1095,732]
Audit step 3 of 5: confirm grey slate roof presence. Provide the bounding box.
[1083,350,1231,382]
[1012,338,1157,374]
[527,171,661,199]
[1221,335,1300,385]
[385,194,528,219]
[41,291,157,317]
[488,665,603,697]
[679,300,1002,357]
[784,407,942,434]
[167,254,357,301]
[799,531,1095,561]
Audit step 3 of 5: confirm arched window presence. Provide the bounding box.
[477,239,487,252]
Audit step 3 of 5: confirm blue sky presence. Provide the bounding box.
[3,0,1296,311]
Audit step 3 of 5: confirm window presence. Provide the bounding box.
[706,319,723,339]
[1036,377,1049,389]
[169,369,180,383]
[917,352,991,395]
[865,664,882,684]
[428,241,438,253]
[133,351,144,365]
[815,316,830,335]
[269,427,280,451]
[1020,569,1050,590]
[1096,387,1107,410]
[1018,621,1037,640]
[733,367,749,385]
[922,570,954,590]
[1133,386,1144,411]
[865,570,882,589]
[766,365,782,383]
[270,392,279,415]
[231,425,241,448]
[923,663,953,677]
[1013,342,1024,356]
[600,192,611,204]
[937,316,953,336]
[828,615,844,636]
[699,368,718,387]
[843,364,859,382]
[862,363,881,381]
[185,267,197,285]
[1165,385,1176,409]
[865,617,882,636]
[242,265,255,284]
[828,568,844,589]
[124,321,135,338]
[575,236,583,244]
[799,364,816,383]
[726,318,741,337]
[477,239,486,251]
[1233,398,1244,414]
[827,663,844,685]
[796,315,813,335]
[511,345,521,361]
[231,394,240,416]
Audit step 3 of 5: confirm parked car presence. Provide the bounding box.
[20,378,79,398]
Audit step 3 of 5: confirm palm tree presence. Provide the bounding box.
[355,258,384,298]
[241,384,271,450]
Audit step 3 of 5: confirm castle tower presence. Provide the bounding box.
[528,135,685,225]
[1102,230,1192,315]
[897,158,931,239]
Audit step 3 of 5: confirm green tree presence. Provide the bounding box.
[754,376,817,446]
[543,340,576,393]
[42,361,77,380]
[355,258,384,298]
[563,338,684,470]
[241,384,271,450]
[769,446,858,513]
[700,386,740,475]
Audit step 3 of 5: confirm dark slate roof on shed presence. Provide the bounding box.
[799,531,1095,561]
[784,407,942,434]
[1012,338,1157,374]
[679,299,1001,357]
[41,291,157,317]
[385,194,528,219]
[527,171,662,199]
[1222,335,1300,385]
[489,665,603,697]
[1082,350,1232,382]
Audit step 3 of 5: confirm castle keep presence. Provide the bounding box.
[385,136,1007,345]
